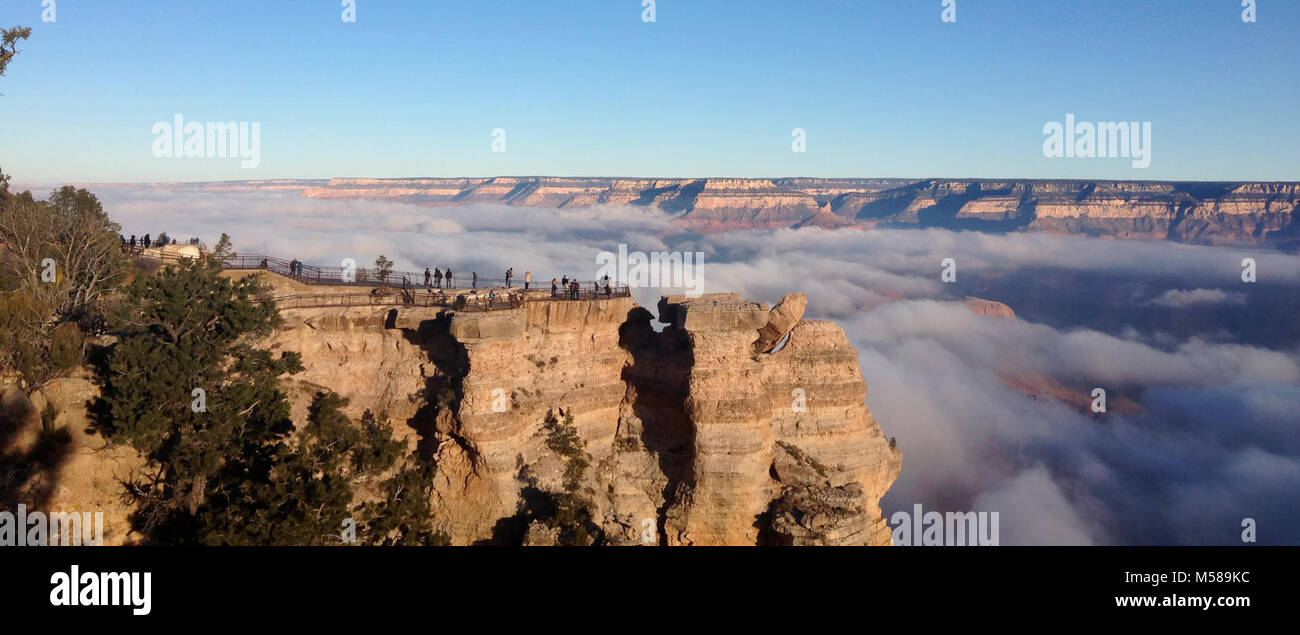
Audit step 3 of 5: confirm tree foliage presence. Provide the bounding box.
[0,187,127,397]
[0,26,30,81]
[211,233,235,261]
[374,255,394,283]
[0,187,130,322]
[95,258,444,545]
[353,410,448,546]
[0,26,28,199]
[541,411,602,546]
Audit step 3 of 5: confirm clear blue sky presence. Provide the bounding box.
[1,0,1297,183]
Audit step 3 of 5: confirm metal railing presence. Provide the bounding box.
[217,253,626,294]
[265,286,630,311]
[127,247,631,311]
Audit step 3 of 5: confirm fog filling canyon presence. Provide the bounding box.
[94,185,1300,545]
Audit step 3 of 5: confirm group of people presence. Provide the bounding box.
[419,267,541,291]
[118,243,621,302]
[549,274,615,299]
[415,265,620,303]
[121,234,152,250]
[503,268,535,289]
[423,267,456,288]
[272,257,620,304]
[121,234,203,255]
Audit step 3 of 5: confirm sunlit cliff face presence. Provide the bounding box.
[97,185,1300,544]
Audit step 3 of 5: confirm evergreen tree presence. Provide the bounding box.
[96,258,445,544]
[97,257,297,542]
[0,26,30,81]
[542,411,602,546]
[374,255,394,284]
[211,233,235,261]
[1,26,30,198]
[355,408,447,546]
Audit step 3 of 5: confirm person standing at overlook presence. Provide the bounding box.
[424,268,431,288]
[445,268,453,288]
[434,267,443,288]
[524,271,532,290]
[505,268,514,288]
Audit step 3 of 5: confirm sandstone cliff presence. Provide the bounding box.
[2,257,898,546]
[268,292,901,545]
[0,377,145,545]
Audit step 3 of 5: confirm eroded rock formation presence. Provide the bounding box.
[271,292,901,545]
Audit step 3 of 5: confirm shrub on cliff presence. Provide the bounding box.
[1,293,84,404]
[541,411,602,546]
[352,408,449,546]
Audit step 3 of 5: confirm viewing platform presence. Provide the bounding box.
[127,247,630,311]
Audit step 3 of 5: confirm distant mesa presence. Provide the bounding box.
[184,176,1300,247]
[960,296,1016,319]
[950,296,1141,416]
[1000,372,1143,417]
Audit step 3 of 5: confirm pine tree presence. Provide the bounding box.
[542,411,601,546]
[96,258,445,544]
[211,233,235,261]
[97,258,297,542]
[374,255,394,284]
[0,26,30,79]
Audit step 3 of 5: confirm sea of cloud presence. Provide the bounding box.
[92,185,1300,545]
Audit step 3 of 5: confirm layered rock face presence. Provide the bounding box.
[654,294,901,545]
[207,176,1297,247]
[847,179,1300,245]
[273,292,901,545]
[433,298,636,542]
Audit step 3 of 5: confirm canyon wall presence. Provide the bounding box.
[190,176,1300,248]
[268,292,901,545]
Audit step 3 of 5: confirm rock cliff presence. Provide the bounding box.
[190,176,1300,248]
[268,292,901,545]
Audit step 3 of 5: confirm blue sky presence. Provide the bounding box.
[1,0,1297,183]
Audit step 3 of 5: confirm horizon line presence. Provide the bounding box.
[14,175,1300,188]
